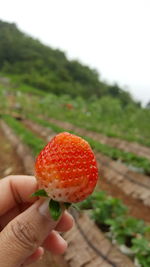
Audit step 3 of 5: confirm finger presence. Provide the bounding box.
[0,203,31,229]
[0,199,63,267]
[55,210,74,232]
[0,206,20,230]
[0,206,73,232]
[0,176,38,216]
[43,231,67,254]
[23,247,44,266]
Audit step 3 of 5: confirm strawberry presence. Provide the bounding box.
[34,132,98,219]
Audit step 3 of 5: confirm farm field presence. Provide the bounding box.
[0,119,135,267]
[0,20,150,267]
[0,76,150,266]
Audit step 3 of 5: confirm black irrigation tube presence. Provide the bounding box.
[72,210,117,267]
[101,159,150,190]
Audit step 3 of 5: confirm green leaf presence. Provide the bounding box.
[49,199,62,221]
[31,189,48,197]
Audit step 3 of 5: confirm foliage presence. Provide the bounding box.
[0,20,136,105]
[1,86,150,174]
[146,101,150,109]
[107,216,145,245]
[0,86,9,114]
[5,85,149,148]
[132,238,150,267]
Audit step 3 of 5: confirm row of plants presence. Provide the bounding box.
[27,114,150,175]
[13,89,150,148]
[78,191,150,267]
[2,109,150,175]
[1,80,150,148]
[2,114,45,156]
[2,115,150,266]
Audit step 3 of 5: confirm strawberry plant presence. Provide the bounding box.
[131,237,150,267]
[106,216,146,246]
[93,198,128,225]
[78,191,106,209]
[79,192,128,231]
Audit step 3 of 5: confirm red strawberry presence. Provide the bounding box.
[35,132,98,203]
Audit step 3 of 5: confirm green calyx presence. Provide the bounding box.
[31,189,72,221]
[31,189,49,197]
[49,199,62,221]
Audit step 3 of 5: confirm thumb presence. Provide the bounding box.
[0,199,60,267]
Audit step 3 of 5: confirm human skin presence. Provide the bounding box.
[0,175,74,266]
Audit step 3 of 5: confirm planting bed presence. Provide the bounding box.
[48,118,150,161]
[27,115,150,176]
[63,211,134,267]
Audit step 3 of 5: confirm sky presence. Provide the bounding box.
[0,0,150,105]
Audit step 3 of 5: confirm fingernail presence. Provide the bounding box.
[38,199,52,220]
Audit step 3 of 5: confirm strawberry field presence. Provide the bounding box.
[0,76,150,267]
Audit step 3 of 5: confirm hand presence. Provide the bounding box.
[0,176,74,267]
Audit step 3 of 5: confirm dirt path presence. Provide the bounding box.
[22,119,150,223]
[0,120,34,175]
[98,174,150,222]
[0,126,26,178]
[49,118,150,161]
[23,119,55,142]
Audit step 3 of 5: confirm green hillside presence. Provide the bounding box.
[0,20,135,105]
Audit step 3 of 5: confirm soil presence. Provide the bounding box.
[63,212,134,267]
[98,175,150,223]
[30,252,69,267]
[0,126,26,177]
[23,119,56,142]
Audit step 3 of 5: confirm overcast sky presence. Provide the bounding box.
[0,0,150,105]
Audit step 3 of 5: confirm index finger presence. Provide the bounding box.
[0,175,38,216]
